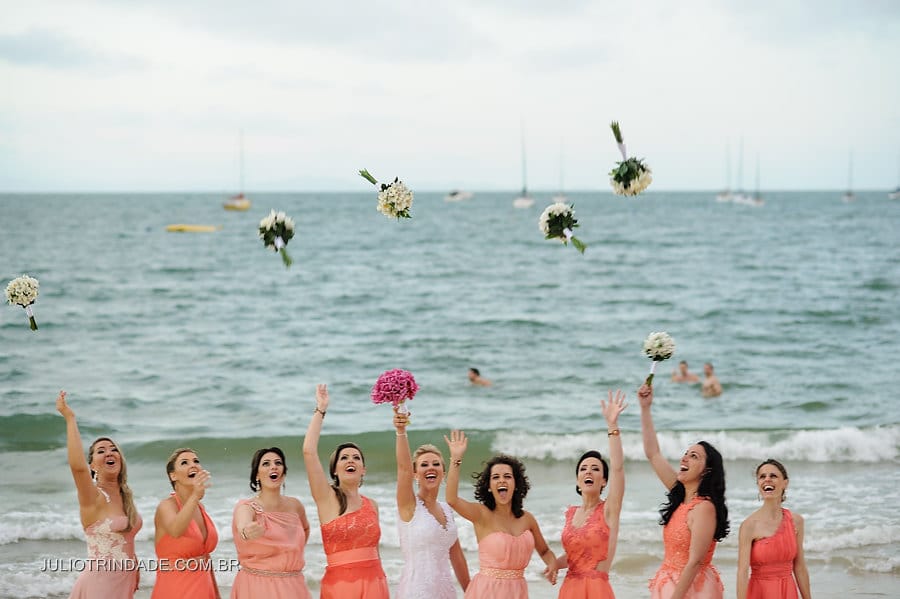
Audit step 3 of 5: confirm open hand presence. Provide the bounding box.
[315,384,330,413]
[444,430,468,461]
[601,389,628,426]
[55,390,74,419]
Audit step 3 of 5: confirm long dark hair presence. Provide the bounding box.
[249,447,287,492]
[659,441,730,541]
[473,454,530,518]
[328,442,365,516]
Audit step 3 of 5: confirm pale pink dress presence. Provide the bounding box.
[648,497,723,599]
[464,530,533,599]
[69,509,143,599]
[231,498,311,599]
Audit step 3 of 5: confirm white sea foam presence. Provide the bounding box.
[494,425,900,463]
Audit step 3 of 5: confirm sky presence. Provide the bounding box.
[1,0,899,192]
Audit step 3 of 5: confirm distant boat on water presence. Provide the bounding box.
[444,190,474,202]
[513,121,534,208]
[224,130,251,211]
[842,151,855,203]
[715,141,733,202]
[889,154,899,199]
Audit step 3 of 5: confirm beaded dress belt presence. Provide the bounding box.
[241,565,304,577]
[480,567,524,579]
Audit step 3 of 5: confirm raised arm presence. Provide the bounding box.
[443,430,482,523]
[602,389,627,522]
[394,407,416,522]
[56,391,101,525]
[638,384,677,489]
[793,513,812,599]
[736,517,754,599]
[302,384,334,508]
[670,500,716,599]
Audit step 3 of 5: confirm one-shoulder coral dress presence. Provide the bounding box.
[748,509,800,599]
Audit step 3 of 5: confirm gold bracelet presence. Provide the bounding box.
[607,429,620,437]
[314,407,326,417]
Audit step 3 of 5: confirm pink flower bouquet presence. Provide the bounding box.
[371,369,419,415]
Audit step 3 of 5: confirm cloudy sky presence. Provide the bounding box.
[1,0,898,192]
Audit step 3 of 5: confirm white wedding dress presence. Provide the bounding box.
[396,499,461,599]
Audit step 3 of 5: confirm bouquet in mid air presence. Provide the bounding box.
[609,121,652,196]
[258,210,295,267]
[6,275,40,331]
[359,169,414,219]
[371,369,419,415]
[642,331,675,386]
[538,202,586,253]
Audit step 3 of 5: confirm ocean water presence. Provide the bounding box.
[1,191,898,598]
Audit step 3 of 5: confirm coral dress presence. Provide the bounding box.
[465,530,533,599]
[558,504,614,599]
[152,494,219,599]
[319,496,389,599]
[649,497,723,599]
[69,496,143,599]
[397,499,460,599]
[748,509,799,599]
[231,499,311,599]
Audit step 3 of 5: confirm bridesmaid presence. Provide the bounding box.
[56,391,142,599]
[302,384,389,599]
[639,384,729,599]
[736,459,811,599]
[152,448,220,599]
[231,447,312,598]
[445,430,558,598]
[555,390,627,598]
[393,408,469,598]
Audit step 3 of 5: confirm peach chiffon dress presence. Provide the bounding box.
[319,496,389,599]
[648,497,723,599]
[558,504,614,599]
[464,530,533,599]
[748,509,800,599]
[69,503,143,599]
[151,494,219,599]
[230,499,311,599]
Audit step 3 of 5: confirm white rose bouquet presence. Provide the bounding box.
[609,121,652,196]
[359,169,413,219]
[258,209,295,267]
[538,202,586,253]
[6,275,39,331]
[643,331,675,386]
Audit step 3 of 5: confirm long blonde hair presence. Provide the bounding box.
[88,437,138,532]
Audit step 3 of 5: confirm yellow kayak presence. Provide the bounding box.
[165,224,221,233]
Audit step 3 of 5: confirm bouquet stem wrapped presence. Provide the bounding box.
[643,331,675,386]
[609,122,653,196]
[538,202,586,253]
[6,275,39,331]
[258,210,295,267]
[371,369,419,414]
[359,169,414,219]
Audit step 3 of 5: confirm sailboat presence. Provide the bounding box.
[841,151,855,203]
[224,130,251,211]
[889,153,899,200]
[513,122,534,208]
[715,141,733,202]
[749,153,765,206]
[551,138,567,203]
[731,138,751,204]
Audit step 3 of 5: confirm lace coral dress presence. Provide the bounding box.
[151,494,219,599]
[748,509,799,599]
[558,504,614,599]
[397,499,460,599]
[69,490,143,599]
[319,496,389,599]
[649,497,723,599]
[464,530,533,599]
[231,499,311,599]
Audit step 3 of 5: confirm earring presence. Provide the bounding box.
[782,491,787,502]
[360,475,365,487]
[757,493,762,501]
